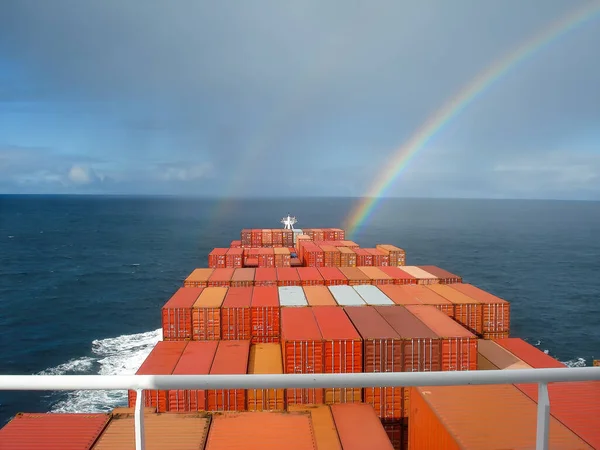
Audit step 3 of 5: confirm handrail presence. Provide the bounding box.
[2,367,600,450]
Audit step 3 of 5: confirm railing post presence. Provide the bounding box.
[536,382,550,450]
[134,389,145,450]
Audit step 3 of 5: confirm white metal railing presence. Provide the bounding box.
[2,367,600,450]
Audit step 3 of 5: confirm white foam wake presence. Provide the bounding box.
[532,340,588,368]
[40,329,162,413]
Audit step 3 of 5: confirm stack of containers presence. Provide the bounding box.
[296,267,325,286]
[321,244,341,267]
[281,307,324,405]
[251,229,262,247]
[161,287,202,341]
[221,287,252,340]
[254,268,277,286]
[303,286,337,306]
[207,340,250,411]
[366,248,388,266]
[396,285,455,317]
[339,240,358,249]
[169,341,218,412]
[357,267,394,285]
[257,248,275,268]
[208,248,228,268]
[312,306,363,404]
[399,266,439,285]
[450,283,510,339]
[339,267,370,285]
[276,268,301,286]
[318,267,347,285]
[243,248,259,266]
[184,268,214,287]
[247,343,285,411]
[262,229,273,247]
[273,247,291,267]
[378,285,423,307]
[418,265,462,283]
[192,287,227,340]
[328,285,366,306]
[375,244,406,266]
[283,228,294,246]
[208,268,234,287]
[378,266,417,285]
[250,286,280,343]
[303,242,324,267]
[354,248,372,266]
[225,248,243,268]
[272,229,283,246]
[338,247,357,267]
[427,284,483,336]
[230,240,242,248]
[128,341,186,412]
[241,229,252,246]
[229,268,254,287]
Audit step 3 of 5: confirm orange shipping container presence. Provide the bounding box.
[262,228,273,246]
[477,339,532,370]
[221,287,252,340]
[365,248,389,266]
[353,248,372,266]
[273,247,291,267]
[230,239,242,248]
[254,267,277,286]
[230,268,255,287]
[241,229,252,246]
[357,266,393,285]
[313,306,363,404]
[207,340,250,411]
[162,287,203,341]
[192,287,227,340]
[184,268,214,288]
[251,229,262,247]
[376,244,406,267]
[317,267,348,285]
[338,247,357,267]
[378,266,416,285]
[272,229,283,246]
[250,286,280,343]
[247,343,285,411]
[276,267,301,286]
[408,384,592,449]
[296,267,325,286]
[303,285,337,306]
[92,408,211,449]
[208,268,234,287]
[330,404,395,450]
[338,267,370,285]
[320,244,341,267]
[281,307,324,405]
[377,285,422,306]
[225,247,243,268]
[449,282,511,335]
[398,285,454,317]
[257,248,275,268]
[204,411,317,450]
[427,284,483,334]
[208,248,228,268]
[128,341,187,412]
[169,341,218,412]
[494,338,566,369]
[287,405,342,450]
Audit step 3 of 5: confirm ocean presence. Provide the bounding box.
[0,195,599,425]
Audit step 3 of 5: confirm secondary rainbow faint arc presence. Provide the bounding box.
[345,2,600,238]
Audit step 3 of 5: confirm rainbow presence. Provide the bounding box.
[344,2,600,238]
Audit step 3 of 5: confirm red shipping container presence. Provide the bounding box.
[449,282,511,334]
[418,265,462,284]
[303,243,324,267]
[405,304,477,372]
[257,248,275,268]
[0,413,111,450]
[397,285,454,317]
[378,266,417,285]
[225,248,243,268]
[313,306,363,404]
[377,285,422,306]
[273,247,291,267]
[320,244,341,267]
[338,247,357,267]
[230,239,242,248]
[427,284,483,335]
[281,307,324,405]
[262,228,273,246]
[208,268,234,287]
[208,248,228,268]
[184,268,215,288]
[251,229,262,247]
[192,287,227,340]
[365,248,389,266]
[317,267,348,285]
[272,229,284,246]
[162,287,203,341]
[296,267,325,286]
[330,404,395,450]
[276,267,301,286]
[244,257,258,267]
[241,229,252,247]
[344,306,403,419]
[376,245,406,266]
[221,287,253,340]
[230,268,255,287]
[282,229,294,246]
[169,341,218,412]
[251,286,280,343]
[254,267,277,286]
[357,266,393,285]
[207,340,250,411]
[128,341,187,412]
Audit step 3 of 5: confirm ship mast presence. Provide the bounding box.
[281,214,297,230]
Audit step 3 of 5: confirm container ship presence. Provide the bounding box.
[1,216,599,449]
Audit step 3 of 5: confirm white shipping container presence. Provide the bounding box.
[278,286,307,306]
[353,285,394,305]
[400,265,439,281]
[328,285,366,306]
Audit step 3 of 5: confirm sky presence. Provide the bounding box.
[0,0,599,199]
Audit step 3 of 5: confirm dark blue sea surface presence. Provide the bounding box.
[0,195,599,425]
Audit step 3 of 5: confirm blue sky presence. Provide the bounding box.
[1,0,599,198]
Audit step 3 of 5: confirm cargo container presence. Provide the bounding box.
[207,340,250,411]
[262,228,273,246]
[320,244,342,267]
[303,242,324,267]
[254,267,277,286]
[338,247,357,267]
[250,286,280,343]
[404,304,477,372]
[278,285,308,306]
[0,412,111,450]
[283,228,294,246]
[184,268,214,287]
[272,229,284,246]
[344,306,403,419]
[353,248,372,266]
[398,266,439,284]
[221,287,252,340]
[230,239,242,248]
[494,338,567,369]
[230,268,255,287]
[192,287,227,340]
[303,285,337,306]
[408,384,592,449]
[329,285,366,306]
[477,339,532,370]
[251,229,262,247]
[375,244,406,266]
[92,408,211,449]
[247,343,285,411]
[257,248,275,268]
[128,341,187,412]
[296,267,325,286]
[273,247,291,267]
[281,307,324,405]
[225,247,243,268]
[338,267,370,285]
[356,266,394,285]
[169,341,218,412]
[208,268,234,287]
[418,265,462,283]
[287,405,342,450]
[276,267,301,286]
[449,282,511,336]
[208,248,228,268]
[381,419,407,450]
[241,229,252,246]
[426,284,483,335]
[330,404,395,450]
[398,285,455,317]
[377,285,422,306]
[365,248,389,266]
[317,267,348,285]
[313,306,363,404]
[162,287,203,341]
[353,285,395,305]
[204,411,317,450]
[378,266,417,285]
